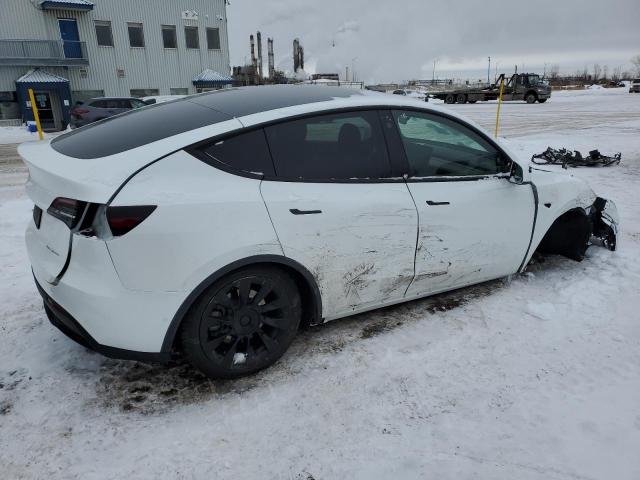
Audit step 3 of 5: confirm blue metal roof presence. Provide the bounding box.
[40,0,94,10]
[192,69,233,85]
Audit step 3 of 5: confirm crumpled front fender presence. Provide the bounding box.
[591,197,619,251]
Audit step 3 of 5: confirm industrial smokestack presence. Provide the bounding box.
[267,38,275,79]
[293,38,300,73]
[299,45,304,71]
[250,35,257,69]
[256,31,263,80]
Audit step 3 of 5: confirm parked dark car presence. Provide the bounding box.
[70,97,148,128]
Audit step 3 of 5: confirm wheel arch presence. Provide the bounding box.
[532,207,592,262]
[161,255,323,354]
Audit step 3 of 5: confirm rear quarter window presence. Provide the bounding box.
[196,129,275,176]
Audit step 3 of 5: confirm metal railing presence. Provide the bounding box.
[0,39,88,65]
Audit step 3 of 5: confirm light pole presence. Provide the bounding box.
[351,57,358,82]
[432,58,437,83]
[487,56,491,85]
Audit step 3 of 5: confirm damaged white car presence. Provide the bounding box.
[21,86,619,379]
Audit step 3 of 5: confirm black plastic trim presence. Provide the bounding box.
[34,275,169,363]
[517,181,540,272]
[290,209,322,215]
[160,255,323,354]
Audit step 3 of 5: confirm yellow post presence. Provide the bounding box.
[494,77,505,139]
[27,88,44,140]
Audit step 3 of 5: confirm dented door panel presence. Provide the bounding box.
[405,177,535,297]
[261,181,418,319]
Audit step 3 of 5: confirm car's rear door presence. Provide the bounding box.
[389,109,535,297]
[260,110,418,320]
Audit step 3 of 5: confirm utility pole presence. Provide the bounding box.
[432,59,437,82]
[487,56,491,85]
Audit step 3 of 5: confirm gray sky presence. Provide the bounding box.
[227,0,640,83]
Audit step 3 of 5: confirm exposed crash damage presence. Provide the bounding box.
[532,195,618,264]
[532,147,622,168]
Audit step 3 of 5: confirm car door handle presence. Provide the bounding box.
[426,200,450,206]
[289,208,322,215]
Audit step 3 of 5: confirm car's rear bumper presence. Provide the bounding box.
[27,220,186,358]
[35,276,170,363]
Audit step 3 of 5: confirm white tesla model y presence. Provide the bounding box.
[21,86,618,378]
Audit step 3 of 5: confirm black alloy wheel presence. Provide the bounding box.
[180,266,301,379]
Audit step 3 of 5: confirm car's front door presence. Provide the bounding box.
[389,109,536,297]
[260,110,418,320]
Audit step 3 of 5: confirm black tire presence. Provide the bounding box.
[538,98,548,103]
[525,92,537,104]
[456,93,467,104]
[445,94,456,104]
[180,266,301,379]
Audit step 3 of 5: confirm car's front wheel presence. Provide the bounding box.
[180,266,301,379]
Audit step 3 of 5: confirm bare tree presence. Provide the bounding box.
[612,66,623,82]
[603,65,609,81]
[549,64,560,80]
[593,64,602,81]
[632,55,640,76]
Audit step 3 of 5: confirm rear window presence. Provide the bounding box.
[51,99,232,159]
[264,111,391,180]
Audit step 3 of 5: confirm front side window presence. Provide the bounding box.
[185,26,199,49]
[161,25,177,48]
[206,28,220,49]
[128,22,145,48]
[392,110,504,177]
[265,111,391,180]
[95,21,113,47]
[199,129,275,176]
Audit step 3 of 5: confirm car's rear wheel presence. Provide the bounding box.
[180,266,301,379]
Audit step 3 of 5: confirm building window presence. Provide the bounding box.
[206,28,220,50]
[127,22,145,48]
[170,88,189,95]
[130,89,160,98]
[184,26,199,49]
[161,25,177,49]
[95,21,113,47]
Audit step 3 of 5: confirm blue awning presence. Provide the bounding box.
[193,69,233,86]
[40,0,94,11]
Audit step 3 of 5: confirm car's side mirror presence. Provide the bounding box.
[508,162,524,184]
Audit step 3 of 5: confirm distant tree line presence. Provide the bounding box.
[545,54,640,86]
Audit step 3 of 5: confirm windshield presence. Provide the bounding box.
[528,75,541,85]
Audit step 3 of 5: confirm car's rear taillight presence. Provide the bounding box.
[71,108,89,115]
[47,197,87,228]
[106,205,156,236]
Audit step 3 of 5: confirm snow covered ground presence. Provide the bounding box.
[1,87,639,479]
